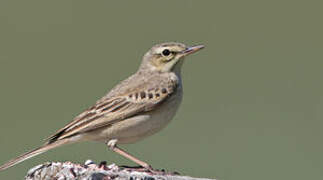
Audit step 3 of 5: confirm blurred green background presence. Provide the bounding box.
[0,0,322,179]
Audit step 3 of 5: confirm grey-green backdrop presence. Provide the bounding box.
[0,0,322,179]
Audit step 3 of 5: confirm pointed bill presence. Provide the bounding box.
[181,45,205,56]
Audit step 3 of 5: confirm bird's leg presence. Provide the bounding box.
[106,139,152,171]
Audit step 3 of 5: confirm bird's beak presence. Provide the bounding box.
[181,45,205,57]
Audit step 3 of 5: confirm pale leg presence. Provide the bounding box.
[106,139,152,170]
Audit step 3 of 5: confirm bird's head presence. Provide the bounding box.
[139,42,204,73]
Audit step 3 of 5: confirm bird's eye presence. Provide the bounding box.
[162,49,171,56]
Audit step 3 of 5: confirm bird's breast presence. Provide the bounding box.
[95,85,183,144]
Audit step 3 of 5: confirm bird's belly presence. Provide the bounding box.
[95,91,182,144]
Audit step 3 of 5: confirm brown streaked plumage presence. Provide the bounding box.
[0,42,204,172]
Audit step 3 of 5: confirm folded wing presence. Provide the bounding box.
[46,80,177,144]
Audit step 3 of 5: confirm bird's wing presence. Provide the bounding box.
[46,79,177,143]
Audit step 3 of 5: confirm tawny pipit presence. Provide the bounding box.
[0,42,204,171]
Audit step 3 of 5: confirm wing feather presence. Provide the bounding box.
[46,80,177,143]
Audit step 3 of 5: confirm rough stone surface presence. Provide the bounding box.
[24,160,215,180]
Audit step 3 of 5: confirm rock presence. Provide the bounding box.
[24,160,215,180]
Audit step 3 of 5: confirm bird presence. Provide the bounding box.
[0,42,204,172]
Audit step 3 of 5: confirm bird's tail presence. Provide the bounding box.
[0,139,71,171]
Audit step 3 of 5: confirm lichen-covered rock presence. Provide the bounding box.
[25,160,215,180]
